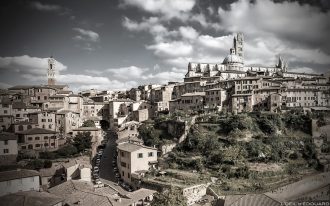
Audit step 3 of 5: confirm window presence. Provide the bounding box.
[27,125,32,129]
[138,153,143,158]
[49,125,52,129]
[48,119,52,122]
[51,136,56,139]
[0,117,3,122]
[28,145,33,149]
[51,143,55,146]
[121,151,125,157]
[122,171,124,177]
[4,140,8,145]
[44,143,49,147]
[4,110,7,114]
[28,137,33,141]
[44,136,48,140]
[35,144,40,148]
[148,152,153,157]
[3,149,9,153]
[128,173,130,179]
[21,146,26,150]
[121,162,126,167]
[16,114,20,117]
[42,119,46,122]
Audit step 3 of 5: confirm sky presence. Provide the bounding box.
[0,0,330,92]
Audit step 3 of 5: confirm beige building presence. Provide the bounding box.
[150,84,175,112]
[28,111,56,131]
[17,128,59,151]
[169,92,205,113]
[0,132,18,164]
[205,88,228,111]
[117,142,157,188]
[0,169,40,196]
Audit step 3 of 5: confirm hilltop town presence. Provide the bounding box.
[0,33,330,206]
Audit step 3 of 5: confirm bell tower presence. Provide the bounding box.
[234,33,244,61]
[47,56,56,85]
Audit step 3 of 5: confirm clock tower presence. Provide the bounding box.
[47,56,56,85]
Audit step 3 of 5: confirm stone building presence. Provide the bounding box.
[17,128,59,151]
[0,132,18,164]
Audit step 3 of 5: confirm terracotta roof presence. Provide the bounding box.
[17,128,57,135]
[0,191,64,206]
[0,132,17,141]
[225,194,280,206]
[0,169,40,182]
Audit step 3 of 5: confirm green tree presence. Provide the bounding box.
[82,120,96,127]
[151,187,187,206]
[57,144,78,157]
[73,132,92,152]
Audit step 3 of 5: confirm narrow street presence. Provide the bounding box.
[99,130,128,194]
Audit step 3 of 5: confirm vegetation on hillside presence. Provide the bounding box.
[160,110,321,194]
[151,186,187,206]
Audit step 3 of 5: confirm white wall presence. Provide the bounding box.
[0,176,40,196]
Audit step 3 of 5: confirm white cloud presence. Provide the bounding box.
[0,55,67,75]
[73,28,100,42]
[106,66,148,80]
[146,41,193,57]
[58,74,110,84]
[288,67,317,74]
[122,17,177,42]
[30,2,62,11]
[0,82,12,89]
[121,0,196,20]
[179,26,199,40]
[197,35,233,50]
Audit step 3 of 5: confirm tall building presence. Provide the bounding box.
[234,32,244,60]
[47,56,56,86]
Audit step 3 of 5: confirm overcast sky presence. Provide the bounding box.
[0,0,329,92]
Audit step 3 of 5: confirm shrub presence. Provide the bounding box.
[44,160,53,168]
[57,144,78,157]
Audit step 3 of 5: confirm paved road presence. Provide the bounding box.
[99,131,128,194]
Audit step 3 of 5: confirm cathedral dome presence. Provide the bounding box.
[222,48,243,65]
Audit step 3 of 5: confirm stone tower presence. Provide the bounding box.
[233,33,244,60]
[47,56,56,85]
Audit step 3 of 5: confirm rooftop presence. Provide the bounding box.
[117,142,157,153]
[224,194,280,206]
[0,191,64,206]
[17,128,57,135]
[0,132,17,141]
[0,169,40,182]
